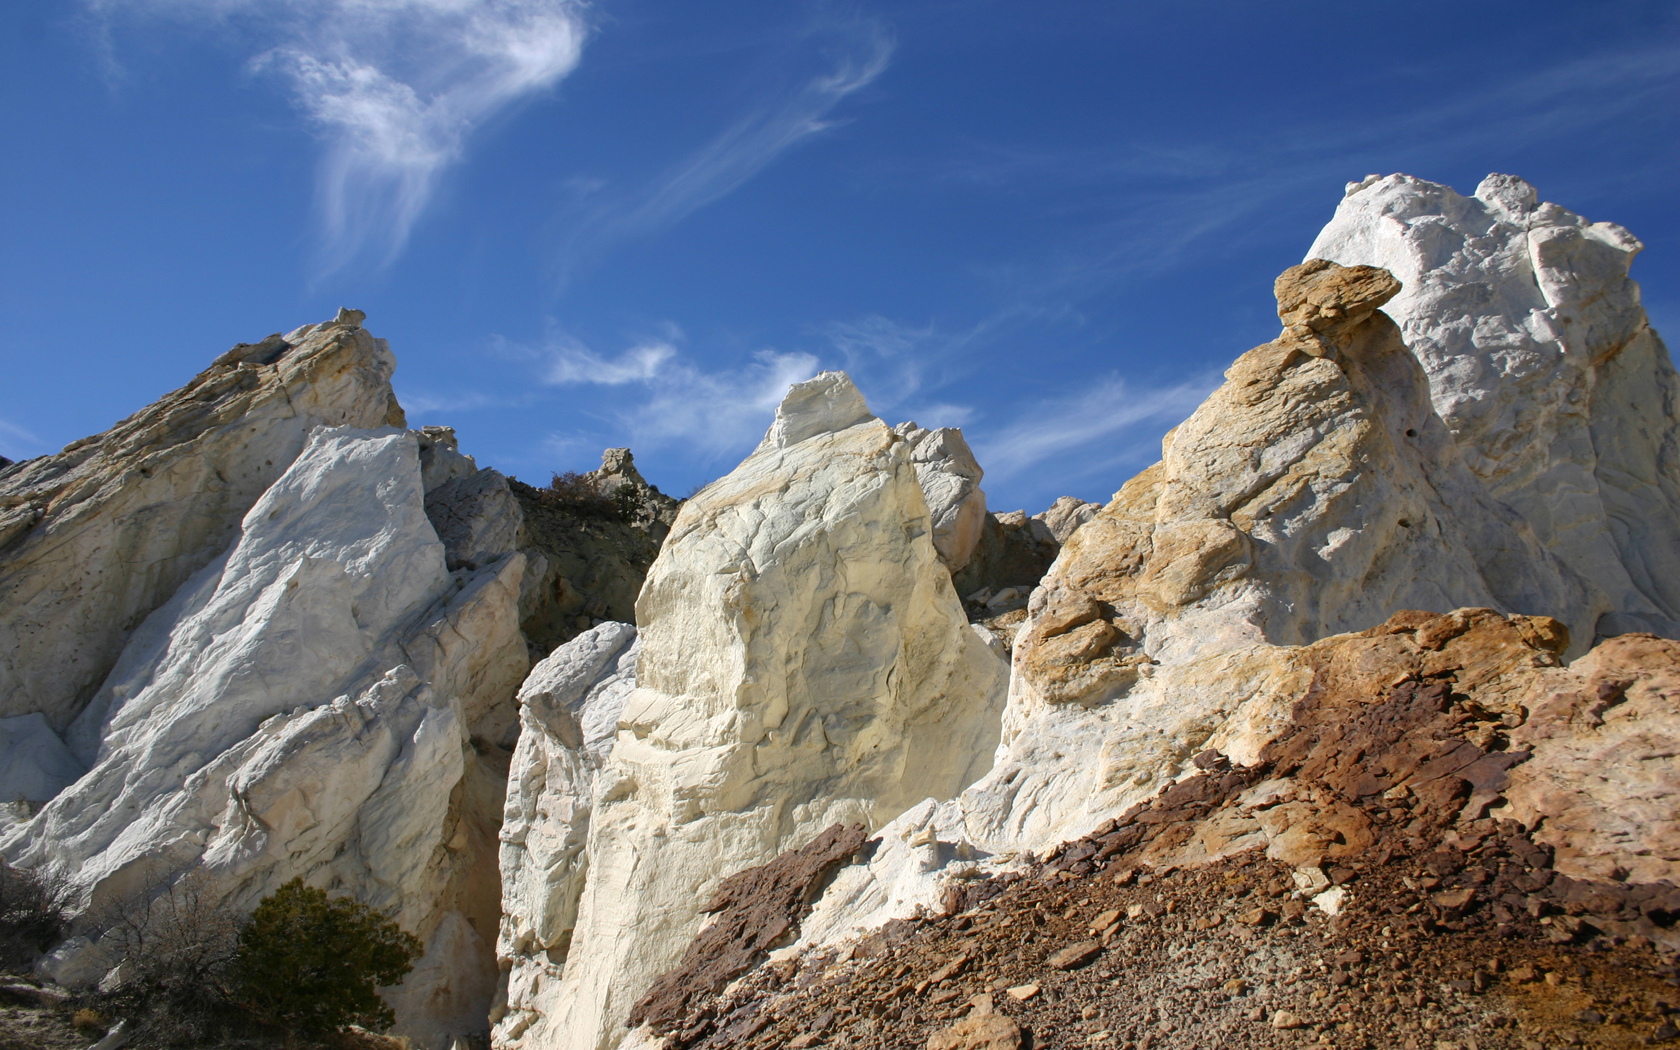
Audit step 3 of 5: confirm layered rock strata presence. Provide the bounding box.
[495,373,1009,1050]
[0,315,532,1049]
[1312,174,1680,640]
[0,309,405,733]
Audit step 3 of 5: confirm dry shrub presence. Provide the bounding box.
[72,1007,108,1034]
[93,870,247,1047]
[0,862,66,970]
[537,471,637,520]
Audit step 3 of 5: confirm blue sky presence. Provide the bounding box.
[2,1,1677,511]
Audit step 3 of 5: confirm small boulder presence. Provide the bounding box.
[926,1013,1023,1050]
[1046,940,1103,971]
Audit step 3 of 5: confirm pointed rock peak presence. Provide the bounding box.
[758,371,877,451]
[1475,173,1539,217]
[333,307,367,329]
[1275,258,1401,334]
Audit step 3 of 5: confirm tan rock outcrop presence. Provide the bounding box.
[0,310,405,734]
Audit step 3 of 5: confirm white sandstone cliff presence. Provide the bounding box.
[496,622,639,1037]
[1310,173,1680,639]
[0,316,531,1049]
[0,311,405,738]
[494,373,1008,1050]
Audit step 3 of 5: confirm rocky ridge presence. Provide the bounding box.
[0,311,685,1049]
[0,309,404,737]
[0,171,1675,1050]
[561,175,1680,1050]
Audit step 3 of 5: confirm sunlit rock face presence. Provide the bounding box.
[0,316,530,1050]
[0,311,406,735]
[493,372,1008,1050]
[1311,173,1680,640]
[495,622,639,1041]
[781,176,1680,959]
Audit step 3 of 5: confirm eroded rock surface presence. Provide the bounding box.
[626,822,868,1036]
[893,423,988,573]
[495,373,1008,1050]
[1311,173,1680,639]
[0,309,405,732]
[974,258,1586,852]
[647,608,1680,1050]
[0,316,535,1049]
[496,622,639,1035]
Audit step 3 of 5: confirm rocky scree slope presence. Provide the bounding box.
[627,608,1680,1050]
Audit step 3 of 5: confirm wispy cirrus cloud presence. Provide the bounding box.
[971,371,1222,493]
[537,331,818,459]
[0,419,43,462]
[554,16,893,280]
[89,0,589,274]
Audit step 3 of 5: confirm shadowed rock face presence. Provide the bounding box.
[508,448,679,661]
[0,310,405,733]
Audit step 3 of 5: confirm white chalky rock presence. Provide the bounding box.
[0,313,406,732]
[794,176,1680,948]
[495,622,638,1037]
[1310,173,1680,639]
[893,422,988,573]
[2,425,528,1050]
[496,372,1008,1050]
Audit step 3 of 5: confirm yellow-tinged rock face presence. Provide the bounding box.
[1012,259,1592,719]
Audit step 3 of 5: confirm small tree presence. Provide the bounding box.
[233,879,423,1041]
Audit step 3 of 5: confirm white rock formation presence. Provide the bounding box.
[495,622,638,1038]
[893,422,988,572]
[495,372,1008,1050]
[1033,496,1100,544]
[0,310,406,733]
[786,176,1680,952]
[1311,173,1680,639]
[3,413,529,1046]
[0,713,84,805]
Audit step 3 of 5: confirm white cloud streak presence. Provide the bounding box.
[545,339,676,385]
[556,18,892,277]
[90,0,588,273]
[539,333,818,458]
[0,419,43,461]
[972,372,1221,489]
